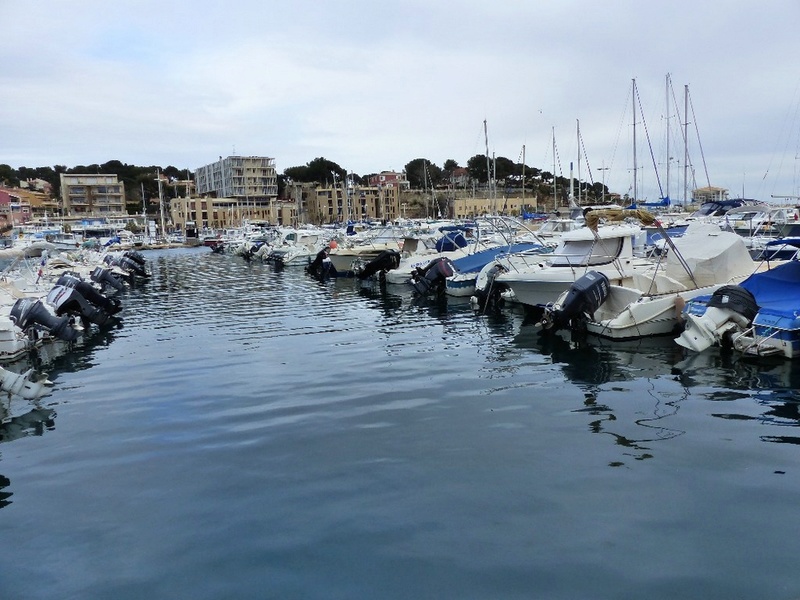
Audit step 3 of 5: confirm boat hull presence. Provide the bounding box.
[587,287,718,341]
[735,311,800,359]
[445,274,478,297]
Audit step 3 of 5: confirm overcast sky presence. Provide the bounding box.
[3,0,800,204]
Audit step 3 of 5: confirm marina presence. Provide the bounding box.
[5,3,800,595]
[1,246,800,599]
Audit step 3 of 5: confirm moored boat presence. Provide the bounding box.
[676,259,800,359]
[536,223,760,340]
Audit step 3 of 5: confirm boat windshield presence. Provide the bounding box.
[550,238,623,267]
[538,220,580,235]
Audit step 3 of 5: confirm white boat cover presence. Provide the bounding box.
[664,223,754,288]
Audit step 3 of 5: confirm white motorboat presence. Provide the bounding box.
[537,223,761,340]
[490,220,651,311]
[266,229,328,266]
[676,258,800,359]
[325,225,408,277]
[383,229,495,285]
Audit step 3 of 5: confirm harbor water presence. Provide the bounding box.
[2,247,800,599]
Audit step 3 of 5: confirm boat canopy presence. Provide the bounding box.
[740,260,800,316]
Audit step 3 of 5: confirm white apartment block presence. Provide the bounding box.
[194,156,278,201]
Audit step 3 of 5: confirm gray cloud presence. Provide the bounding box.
[2,0,800,202]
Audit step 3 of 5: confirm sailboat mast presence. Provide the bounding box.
[569,161,574,201]
[483,119,492,204]
[521,144,526,204]
[576,119,581,205]
[492,152,497,214]
[552,127,557,211]
[684,84,689,205]
[632,78,638,205]
[156,169,166,241]
[665,73,670,202]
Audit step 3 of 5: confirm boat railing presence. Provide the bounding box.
[732,325,783,357]
[499,248,617,274]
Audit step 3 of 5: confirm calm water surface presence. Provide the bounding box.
[2,247,800,599]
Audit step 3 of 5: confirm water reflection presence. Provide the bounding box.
[0,474,11,509]
[0,321,119,452]
[337,277,800,460]
[674,350,800,446]
[0,405,56,444]
[521,323,800,458]
[22,319,122,375]
[0,405,56,511]
[674,350,800,392]
[512,325,684,384]
[355,278,475,321]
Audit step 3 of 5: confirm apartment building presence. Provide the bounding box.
[169,156,279,230]
[195,156,278,202]
[170,195,276,231]
[310,184,400,224]
[59,173,126,216]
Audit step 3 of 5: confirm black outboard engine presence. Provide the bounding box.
[46,285,110,326]
[103,251,149,280]
[91,266,125,293]
[356,249,401,281]
[117,255,150,279]
[123,250,147,267]
[410,257,454,296]
[10,297,80,342]
[56,273,122,316]
[539,271,610,332]
[306,247,333,281]
[103,255,135,284]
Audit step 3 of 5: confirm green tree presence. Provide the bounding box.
[493,156,516,181]
[466,154,489,183]
[441,159,459,186]
[0,164,15,186]
[404,158,442,189]
[284,157,347,185]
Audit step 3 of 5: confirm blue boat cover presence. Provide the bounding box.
[451,243,545,274]
[435,232,469,252]
[765,237,800,248]
[740,260,800,317]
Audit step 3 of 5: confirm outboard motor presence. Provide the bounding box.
[356,249,401,280]
[240,242,264,262]
[706,285,759,322]
[123,250,147,267]
[10,297,79,342]
[470,263,508,312]
[306,247,333,281]
[538,271,610,332]
[676,285,759,352]
[117,255,150,279]
[56,273,122,315]
[410,257,454,296]
[91,266,125,293]
[103,255,135,284]
[0,366,53,401]
[46,285,110,326]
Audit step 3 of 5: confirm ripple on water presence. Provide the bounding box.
[3,249,800,600]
